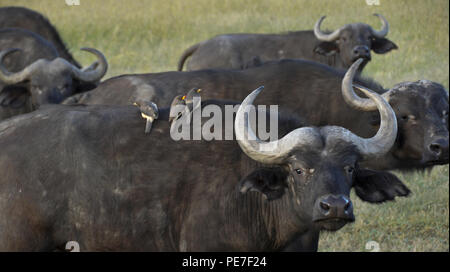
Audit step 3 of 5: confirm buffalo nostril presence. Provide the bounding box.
[353,49,359,55]
[320,201,331,212]
[344,201,351,211]
[429,143,442,156]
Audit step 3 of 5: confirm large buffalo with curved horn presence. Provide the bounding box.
[0,82,408,251]
[177,14,397,71]
[0,28,108,120]
[66,59,448,172]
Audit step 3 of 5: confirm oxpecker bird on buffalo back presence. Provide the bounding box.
[184,88,202,114]
[134,100,159,134]
[169,95,185,123]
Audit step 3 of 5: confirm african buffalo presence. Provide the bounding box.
[64,59,449,171]
[0,84,408,251]
[177,14,397,72]
[0,6,80,66]
[0,28,108,121]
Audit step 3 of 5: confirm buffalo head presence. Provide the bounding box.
[236,66,408,231]
[0,47,107,109]
[343,64,449,170]
[314,14,398,70]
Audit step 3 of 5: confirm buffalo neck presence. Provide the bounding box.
[223,186,310,251]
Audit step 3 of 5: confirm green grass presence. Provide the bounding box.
[320,166,449,251]
[1,0,448,251]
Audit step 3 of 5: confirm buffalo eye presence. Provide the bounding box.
[402,115,416,121]
[345,165,355,174]
[295,168,315,175]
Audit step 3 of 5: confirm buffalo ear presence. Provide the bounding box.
[73,81,97,93]
[239,167,288,201]
[371,38,398,54]
[0,86,29,108]
[314,42,339,56]
[353,168,410,203]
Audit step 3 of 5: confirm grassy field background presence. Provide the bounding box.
[0,0,447,251]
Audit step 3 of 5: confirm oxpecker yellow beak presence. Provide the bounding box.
[141,113,151,119]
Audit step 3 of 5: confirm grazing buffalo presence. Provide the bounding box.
[0,28,108,120]
[177,14,397,72]
[65,59,449,171]
[0,6,80,66]
[0,84,409,251]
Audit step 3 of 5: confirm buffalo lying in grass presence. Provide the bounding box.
[0,6,80,66]
[0,28,108,120]
[178,14,397,72]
